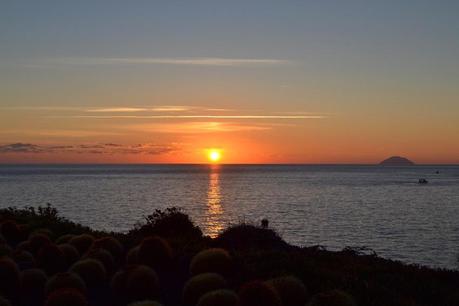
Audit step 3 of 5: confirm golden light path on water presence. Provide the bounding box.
[205,168,224,237]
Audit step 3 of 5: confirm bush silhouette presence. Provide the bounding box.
[45,288,88,306]
[307,290,356,306]
[197,289,240,306]
[190,248,232,276]
[70,259,106,290]
[19,268,48,306]
[238,280,282,306]
[45,272,87,297]
[37,244,66,275]
[266,276,309,306]
[182,273,227,306]
[0,257,20,299]
[69,234,94,255]
[58,244,80,267]
[137,236,173,271]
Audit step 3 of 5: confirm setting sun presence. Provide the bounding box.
[208,149,222,163]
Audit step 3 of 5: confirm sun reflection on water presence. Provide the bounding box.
[205,168,224,237]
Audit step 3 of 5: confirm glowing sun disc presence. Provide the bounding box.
[208,149,222,163]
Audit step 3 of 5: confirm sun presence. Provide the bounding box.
[207,149,222,163]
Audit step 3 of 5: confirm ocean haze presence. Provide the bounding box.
[1,164,459,269]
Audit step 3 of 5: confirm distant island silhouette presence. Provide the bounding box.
[379,156,415,165]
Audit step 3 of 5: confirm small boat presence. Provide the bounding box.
[418,178,428,184]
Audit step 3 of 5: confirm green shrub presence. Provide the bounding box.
[197,289,239,306]
[19,268,48,306]
[70,259,106,290]
[69,234,94,255]
[266,276,309,306]
[238,280,282,306]
[45,272,87,297]
[137,236,173,270]
[45,288,88,306]
[0,257,20,299]
[190,248,232,276]
[307,290,356,306]
[182,273,227,306]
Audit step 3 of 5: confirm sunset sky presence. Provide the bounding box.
[1,1,458,164]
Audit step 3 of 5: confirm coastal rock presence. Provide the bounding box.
[379,156,414,166]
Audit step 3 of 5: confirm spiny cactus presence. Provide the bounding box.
[85,248,115,277]
[1,220,21,245]
[29,233,52,255]
[182,273,227,306]
[197,289,240,306]
[37,244,66,275]
[137,236,173,271]
[127,301,163,306]
[238,280,282,306]
[58,244,80,267]
[307,290,356,306]
[70,258,106,290]
[45,272,87,297]
[189,248,232,276]
[92,236,124,261]
[45,288,88,306]
[266,276,309,306]
[55,234,76,245]
[69,234,94,255]
[19,268,48,306]
[0,257,20,299]
[126,246,139,264]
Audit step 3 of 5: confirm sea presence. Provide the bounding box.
[0,164,458,270]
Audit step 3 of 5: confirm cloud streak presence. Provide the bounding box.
[45,57,291,67]
[66,115,325,119]
[0,142,177,155]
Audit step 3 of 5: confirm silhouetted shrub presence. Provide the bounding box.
[137,236,173,271]
[37,244,66,275]
[197,289,240,306]
[58,244,80,267]
[69,234,94,255]
[190,248,232,276]
[45,288,88,306]
[307,290,356,306]
[19,268,48,306]
[266,275,309,306]
[70,259,106,290]
[238,280,282,306]
[130,207,202,240]
[216,224,289,251]
[182,273,227,306]
[45,272,87,297]
[0,257,20,299]
[56,234,76,245]
[92,236,124,261]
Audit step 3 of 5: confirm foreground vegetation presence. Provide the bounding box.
[1,205,459,306]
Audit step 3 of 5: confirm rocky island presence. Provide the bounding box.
[379,156,415,166]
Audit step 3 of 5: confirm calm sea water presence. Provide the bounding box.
[1,164,459,269]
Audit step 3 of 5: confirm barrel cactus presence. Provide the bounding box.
[182,273,227,306]
[70,259,106,290]
[69,234,94,255]
[266,276,309,306]
[137,236,173,271]
[45,288,88,306]
[307,290,356,306]
[238,280,282,306]
[0,257,20,299]
[19,268,48,306]
[189,248,232,276]
[197,289,240,306]
[45,272,87,297]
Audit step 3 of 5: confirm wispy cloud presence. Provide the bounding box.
[0,142,178,155]
[44,57,291,67]
[129,122,273,134]
[67,115,325,119]
[85,106,191,113]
